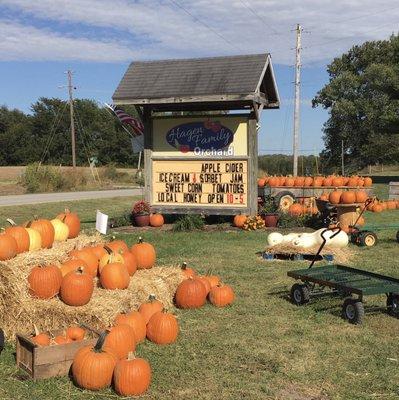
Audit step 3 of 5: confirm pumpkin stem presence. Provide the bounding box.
[64,208,70,214]
[33,324,40,336]
[6,218,16,226]
[138,236,143,243]
[127,351,136,360]
[103,245,113,255]
[148,294,156,302]
[94,331,109,352]
[181,262,187,270]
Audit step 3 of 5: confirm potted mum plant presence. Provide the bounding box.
[259,197,279,228]
[132,200,151,227]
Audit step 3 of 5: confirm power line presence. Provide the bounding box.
[168,0,243,52]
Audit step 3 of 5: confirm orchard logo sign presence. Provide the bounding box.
[166,119,234,153]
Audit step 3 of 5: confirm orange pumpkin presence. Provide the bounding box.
[268,177,278,187]
[208,284,235,307]
[113,354,151,396]
[355,191,368,203]
[149,213,164,227]
[181,262,196,279]
[285,177,295,187]
[66,326,86,341]
[372,204,383,213]
[313,177,324,187]
[146,311,179,345]
[138,295,164,324]
[56,209,80,239]
[60,268,94,306]
[100,262,130,290]
[54,335,71,345]
[288,203,302,217]
[363,177,372,187]
[99,246,124,272]
[347,177,358,187]
[60,259,90,278]
[28,218,55,249]
[4,224,30,254]
[329,190,342,205]
[233,215,247,228]
[70,248,98,277]
[72,332,117,390]
[257,178,266,187]
[205,275,220,288]
[387,200,397,210]
[28,264,62,299]
[106,240,129,254]
[341,191,356,204]
[32,332,50,346]
[90,244,107,260]
[304,176,313,186]
[319,193,329,201]
[114,311,146,343]
[294,176,305,187]
[130,237,156,269]
[104,324,136,360]
[0,233,18,261]
[196,276,211,295]
[332,176,344,187]
[175,277,207,309]
[121,250,137,276]
[322,177,333,186]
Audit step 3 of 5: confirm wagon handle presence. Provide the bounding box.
[309,227,341,269]
[351,197,374,228]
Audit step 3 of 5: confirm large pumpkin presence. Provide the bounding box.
[104,324,136,360]
[28,219,55,249]
[60,268,94,306]
[59,259,90,278]
[0,233,18,261]
[121,250,137,276]
[341,191,356,204]
[149,213,164,227]
[329,190,342,205]
[288,203,302,217]
[113,354,151,396]
[70,248,98,277]
[138,295,164,324]
[4,222,30,254]
[355,191,368,203]
[28,264,62,299]
[56,209,80,238]
[233,215,246,228]
[114,311,146,343]
[208,284,235,307]
[146,311,179,345]
[175,277,207,309]
[25,228,42,251]
[130,237,156,269]
[106,240,129,254]
[100,262,130,290]
[51,218,69,242]
[99,246,124,272]
[72,332,117,391]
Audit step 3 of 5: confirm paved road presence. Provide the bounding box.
[0,188,144,206]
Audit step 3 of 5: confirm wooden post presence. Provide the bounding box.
[143,107,153,203]
[248,115,258,215]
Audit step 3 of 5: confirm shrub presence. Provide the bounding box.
[173,214,205,231]
[20,163,64,193]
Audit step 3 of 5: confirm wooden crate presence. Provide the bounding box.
[16,329,97,380]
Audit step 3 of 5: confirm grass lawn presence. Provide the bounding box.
[0,189,398,399]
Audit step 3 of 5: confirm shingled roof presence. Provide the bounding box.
[112,53,279,112]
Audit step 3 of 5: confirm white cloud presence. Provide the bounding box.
[0,0,398,64]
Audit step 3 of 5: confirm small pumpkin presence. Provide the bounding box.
[322,176,333,186]
[181,262,196,279]
[56,209,80,239]
[59,259,90,278]
[27,218,55,249]
[288,203,302,217]
[28,264,62,299]
[66,326,86,341]
[355,191,368,203]
[72,331,117,391]
[99,246,124,272]
[294,176,305,187]
[149,213,164,227]
[372,203,383,213]
[104,324,136,360]
[312,177,323,187]
[25,227,42,251]
[113,353,151,396]
[329,190,342,205]
[114,311,146,343]
[100,262,130,290]
[0,233,17,261]
[268,177,279,187]
[284,177,295,187]
[4,220,30,253]
[51,218,69,242]
[70,248,98,277]
[138,294,164,324]
[54,335,71,345]
[363,177,372,187]
[106,240,129,254]
[60,268,94,306]
[208,284,235,307]
[233,214,246,228]
[130,237,156,269]
[146,311,179,345]
[175,277,207,309]
[257,178,266,187]
[205,275,220,288]
[32,325,50,346]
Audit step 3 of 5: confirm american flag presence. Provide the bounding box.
[108,104,144,136]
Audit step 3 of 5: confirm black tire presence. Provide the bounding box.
[358,231,378,247]
[396,231,399,243]
[274,191,296,212]
[290,283,310,306]
[387,293,399,317]
[342,298,364,324]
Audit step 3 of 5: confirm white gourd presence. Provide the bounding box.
[267,232,284,246]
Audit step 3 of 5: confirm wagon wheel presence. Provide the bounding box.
[290,284,310,306]
[274,191,295,212]
[342,298,364,324]
[358,231,378,247]
[386,293,399,317]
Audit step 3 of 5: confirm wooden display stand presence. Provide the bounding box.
[113,54,280,216]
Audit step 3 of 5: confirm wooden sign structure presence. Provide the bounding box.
[113,53,280,215]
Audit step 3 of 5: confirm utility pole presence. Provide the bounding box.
[67,70,76,168]
[341,139,345,175]
[293,23,302,176]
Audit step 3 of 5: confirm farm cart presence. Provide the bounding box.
[287,228,399,324]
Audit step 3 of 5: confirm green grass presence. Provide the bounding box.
[0,191,398,399]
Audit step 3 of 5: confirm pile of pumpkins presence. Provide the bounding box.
[288,202,319,217]
[233,214,266,230]
[319,189,370,205]
[28,236,156,307]
[0,209,80,261]
[365,199,399,212]
[31,262,234,396]
[258,175,373,188]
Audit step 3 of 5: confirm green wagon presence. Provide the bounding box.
[287,229,399,324]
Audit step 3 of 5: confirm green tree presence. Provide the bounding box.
[313,34,399,172]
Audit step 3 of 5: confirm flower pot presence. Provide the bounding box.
[263,213,279,228]
[132,213,150,227]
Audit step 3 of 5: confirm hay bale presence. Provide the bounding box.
[0,234,183,339]
[264,243,355,264]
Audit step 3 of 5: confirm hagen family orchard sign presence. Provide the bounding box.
[149,115,256,214]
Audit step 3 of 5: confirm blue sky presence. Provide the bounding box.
[1,0,398,156]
